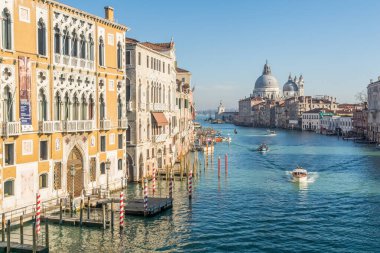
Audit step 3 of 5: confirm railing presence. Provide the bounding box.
[54,53,95,71]
[99,119,112,130]
[153,103,166,111]
[62,120,94,133]
[118,118,128,129]
[1,121,21,137]
[126,101,133,112]
[38,121,62,134]
[154,134,168,143]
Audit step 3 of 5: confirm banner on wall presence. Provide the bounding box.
[19,56,33,131]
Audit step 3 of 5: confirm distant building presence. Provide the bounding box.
[302,109,334,132]
[215,101,238,123]
[368,79,380,143]
[352,103,368,138]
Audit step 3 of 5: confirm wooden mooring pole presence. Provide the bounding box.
[59,199,63,225]
[20,216,24,244]
[79,199,84,227]
[6,220,10,253]
[102,204,106,230]
[111,202,114,230]
[2,213,5,241]
[32,222,36,253]
[45,220,49,249]
[87,196,91,219]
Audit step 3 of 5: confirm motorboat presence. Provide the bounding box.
[234,129,238,134]
[267,129,276,136]
[257,143,269,152]
[291,166,308,183]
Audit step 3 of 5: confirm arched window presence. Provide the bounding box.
[126,125,131,144]
[54,92,61,120]
[88,95,94,120]
[88,35,94,61]
[117,42,122,69]
[163,86,165,104]
[73,94,79,120]
[63,28,70,56]
[80,34,86,59]
[39,174,48,189]
[126,78,131,101]
[99,36,104,66]
[71,31,78,57]
[100,162,105,174]
[118,159,122,171]
[3,86,13,122]
[81,94,87,120]
[64,93,70,120]
[99,93,105,120]
[117,95,122,120]
[4,179,14,197]
[54,26,60,54]
[39,89,47,121]
[38,19,46,55]
[146,82,150,104]
[2,9,12,50]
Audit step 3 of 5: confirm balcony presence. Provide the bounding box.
[126,101,133,112]
[54,54,95,71]
[153,103,166,111]
[118,118,128,129]
[153,134,168,143]
[62,120,94,133]
[99,120,112,130]
[38,121,62,134]
[1,121,21,137]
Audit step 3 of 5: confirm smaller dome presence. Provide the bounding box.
[283,80,299,92]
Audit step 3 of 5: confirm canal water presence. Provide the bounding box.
[47,119,380,252]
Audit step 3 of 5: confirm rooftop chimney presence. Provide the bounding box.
[105,6,114,22]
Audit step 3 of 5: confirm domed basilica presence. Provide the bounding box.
[252,61,304,99]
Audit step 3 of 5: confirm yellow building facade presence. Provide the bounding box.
[0,0,128,212]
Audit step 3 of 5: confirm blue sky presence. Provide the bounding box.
[59,0,380,110]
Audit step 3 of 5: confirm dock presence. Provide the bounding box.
[125,198,173,217]
[0,242,48,253]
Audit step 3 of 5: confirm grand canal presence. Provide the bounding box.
[47,120,380,252]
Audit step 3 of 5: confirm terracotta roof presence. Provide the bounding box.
[125,37,139,44]
[176,67,190,73]
[140,41,174,52]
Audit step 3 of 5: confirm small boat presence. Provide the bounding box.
[234,129,238,134]
[291,166,308,183]
[267,129,276,136]
[257,143,269,152]
[215,136,223,143]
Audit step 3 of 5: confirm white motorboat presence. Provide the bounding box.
[267,129,276,136]
[291,167,308,183]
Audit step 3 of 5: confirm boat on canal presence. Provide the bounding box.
[257,143,269,152]
[267,129,276,136]
[291,166,308,183]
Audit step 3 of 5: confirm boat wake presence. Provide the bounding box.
[285,171,319,183]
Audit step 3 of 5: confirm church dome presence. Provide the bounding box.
[254,62,279,90]
[283,80,299,92]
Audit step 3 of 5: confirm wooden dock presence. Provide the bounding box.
[42,216,109,228]
[125,198,173,217]
[0,242,48,253]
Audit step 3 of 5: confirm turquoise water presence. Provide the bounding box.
[47,121,380,252]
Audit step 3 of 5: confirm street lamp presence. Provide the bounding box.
[105,159,111,197]
[70,164,76,217]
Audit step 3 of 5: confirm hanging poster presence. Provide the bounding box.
[19,56,33,131]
